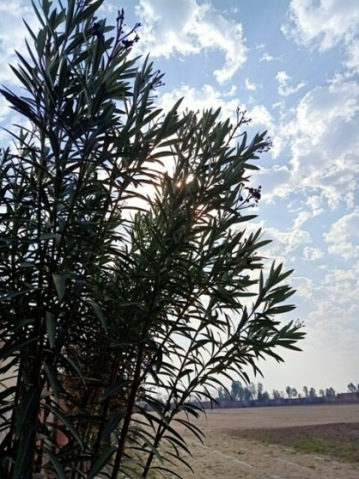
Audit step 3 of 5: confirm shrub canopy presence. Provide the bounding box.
[0,1,304,477]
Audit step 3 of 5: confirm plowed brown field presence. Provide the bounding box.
[170,404,359,478]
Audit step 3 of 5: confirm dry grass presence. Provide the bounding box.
[238,421,359,464]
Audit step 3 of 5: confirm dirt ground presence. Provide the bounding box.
[169,404,359,479]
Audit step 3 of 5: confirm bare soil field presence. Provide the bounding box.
[169,404,359,479]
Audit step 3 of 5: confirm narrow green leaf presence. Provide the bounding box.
[46,311,56,349]
[52,273,67,301]
[46,403,83,447]
[16,388,40,438]
[102,379,131,401]
[12,427,34,479]
[44,363,61,398]
[101,411,126,440]
[86,300,107,332]
[44,448,67,479]
[0,338,36,360]
[88,446,117,479]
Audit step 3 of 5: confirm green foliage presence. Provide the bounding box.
[286,385,298,398]
[325,387,336,397]
[0,0,305,477]
[347,382,358,393]
[231,381,244,401]
[309,387,316,398]
[272,390,283,400]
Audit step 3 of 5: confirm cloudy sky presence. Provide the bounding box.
[0,0,358,396]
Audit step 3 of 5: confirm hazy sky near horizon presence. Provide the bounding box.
[0,0,358,395]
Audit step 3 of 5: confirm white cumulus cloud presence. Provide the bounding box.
[282,0,359,74]
[303,246,324,261]
[244,78,257,91]
[324,210,359,260]
[282,0,359,51]
[264,226,311,258]
[276,70,306,97]
[259,52,276,62]
[0,1,38,84]
[271,77,359,208]
[157,83,239,119]
[134,0,248,83]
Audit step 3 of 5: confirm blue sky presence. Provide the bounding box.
[0,0,358,395]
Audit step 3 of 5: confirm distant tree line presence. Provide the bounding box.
[217,381,359,402]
